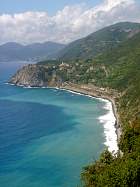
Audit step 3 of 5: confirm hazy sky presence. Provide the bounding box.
[0,0,140,44]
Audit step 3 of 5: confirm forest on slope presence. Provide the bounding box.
[80,31,140,187]
[57,22,140,60]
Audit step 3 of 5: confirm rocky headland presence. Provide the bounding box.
[9,64,62,87]
[9,63,122,144]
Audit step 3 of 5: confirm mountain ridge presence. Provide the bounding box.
[57,22,140,60]
[0,41,65,61]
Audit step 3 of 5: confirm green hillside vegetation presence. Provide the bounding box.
[80,32,140,187]
[37,59,62,65]
[57,22,140,60]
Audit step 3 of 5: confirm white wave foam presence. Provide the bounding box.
[98,101,118,154]
[23,85,43,89]
[60,88,97,98]
[6,83,15,86]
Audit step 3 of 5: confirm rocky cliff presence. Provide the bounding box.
[9,64,62,87]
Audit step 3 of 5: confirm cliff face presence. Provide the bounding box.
[9,64,62,87]
[10,65,46,87]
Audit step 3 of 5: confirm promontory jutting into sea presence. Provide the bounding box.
[0,0,140,186]
[0,60,118,187]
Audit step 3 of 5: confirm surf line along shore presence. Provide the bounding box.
[8,81,121,154]
[57,82,122,154]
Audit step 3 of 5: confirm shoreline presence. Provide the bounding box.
[7,82,121,154]
[58,84,121,153]
[58,87,119,153]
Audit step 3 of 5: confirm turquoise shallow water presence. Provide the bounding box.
[0,62,106,187]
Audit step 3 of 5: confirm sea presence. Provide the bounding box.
[0,61,118,187]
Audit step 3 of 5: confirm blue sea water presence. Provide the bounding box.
[0,61,107,187]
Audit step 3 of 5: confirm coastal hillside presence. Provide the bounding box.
[9,23,140,186]
[81,32,140,187]
[0,41,65,61]
[57,22,140,60]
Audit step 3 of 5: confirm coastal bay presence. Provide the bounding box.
[0,61,117,187]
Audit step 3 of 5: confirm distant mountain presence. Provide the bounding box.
[0,41,65,61]
[57,22,140,60]
[1,22,140,62]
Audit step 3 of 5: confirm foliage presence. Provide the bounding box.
[81,151,140,187]
[57,22,140,60]
[80,32,140,187]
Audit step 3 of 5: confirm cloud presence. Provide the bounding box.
[0,0,139,44]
